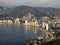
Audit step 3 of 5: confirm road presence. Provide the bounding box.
[39,27,55,41]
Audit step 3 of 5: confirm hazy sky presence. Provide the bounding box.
[0,0,60,8]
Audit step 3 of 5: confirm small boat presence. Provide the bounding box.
[26,37,43,41]
[37,37,43,40]
[26,37,43,44]
[26,38,37,41]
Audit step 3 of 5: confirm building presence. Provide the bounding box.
[3,20,6,23]
[22,13,34,21]
[24,19,39,26]
[14,18,20,24]
[24,20,30,26]
[42,22,51,30]
[0,20,2,23]
[7,20,13,24]
[41,16,49,22]
[31,19,39,26]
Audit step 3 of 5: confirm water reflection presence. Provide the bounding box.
[0,24,46,44]
[25,26,45,38]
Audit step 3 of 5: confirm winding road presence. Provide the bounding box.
[39,27,55,41]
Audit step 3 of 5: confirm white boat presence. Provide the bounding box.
[37,37,43,40]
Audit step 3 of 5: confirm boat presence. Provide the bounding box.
[26,37,43,41]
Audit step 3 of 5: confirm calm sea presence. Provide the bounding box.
[0,24,46,45]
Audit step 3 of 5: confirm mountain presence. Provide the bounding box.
[11,6,60,18]
[0,6,60,18]
[0,6,12,18]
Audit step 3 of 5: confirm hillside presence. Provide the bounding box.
[0,6,11,17]
[11,6,60,18]
[0,6,60,18]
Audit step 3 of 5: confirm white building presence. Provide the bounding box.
[32,19,39,26]
[3,20,6,23]
[46,23,51,30]
[24,20,30,26]
[24,19,39,26]
[0,20,3,23]
[42,22,51,30]
[7,20,13,24]
[15,18,20,24]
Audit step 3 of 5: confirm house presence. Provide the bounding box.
[14,18,20,25]
[7,20,13,24]
[0,20,2,23]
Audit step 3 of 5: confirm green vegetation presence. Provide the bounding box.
[0,6,60,18]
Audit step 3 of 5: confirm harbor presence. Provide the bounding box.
[0,13,59,45]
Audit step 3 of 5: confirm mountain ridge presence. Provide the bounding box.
[0,6,60,18]
[11,6,60,17]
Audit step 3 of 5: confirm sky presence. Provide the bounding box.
[0,0,60,8]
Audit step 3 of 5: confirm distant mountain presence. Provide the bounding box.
[11,6,60,18]
[0,6,60,18]
[0,6,12,18]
